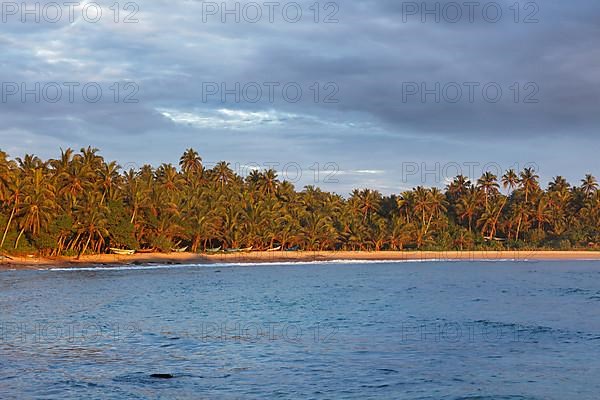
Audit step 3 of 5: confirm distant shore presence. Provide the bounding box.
[1,250,600,270]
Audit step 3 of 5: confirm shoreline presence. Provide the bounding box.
[1,250,600,270]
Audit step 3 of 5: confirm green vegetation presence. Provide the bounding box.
[0,147,598,256]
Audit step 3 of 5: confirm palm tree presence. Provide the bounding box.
[123,168,149,225]
[212,161,234,189]
[396,191,414,224]
[478,197,505,239]
[533,195,551,235]
[301,213,336,251]
[547,189,570,236]
[519,168,539,203]
[75,193,109,257]
[511,202,532,242]
[350,189,382,222]
[1,174,24,248]
[179,148,203,177]
[257,169,280,196]
[477,172,499,208]
[548,176,570,193]
[0,150,16,201]
[15,168,55,248]
[502,169,519,195]
[581,174,598,197]
[98,161,121,204]
[447,175,471,200]
[456,187,482,232]
[155,163,184,196]
[58,158,93,211]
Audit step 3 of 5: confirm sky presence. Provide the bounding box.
[0,0,599,195]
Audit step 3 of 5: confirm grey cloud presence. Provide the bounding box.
[0,0,598,194]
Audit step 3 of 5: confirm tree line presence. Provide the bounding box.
[0,147,598,256]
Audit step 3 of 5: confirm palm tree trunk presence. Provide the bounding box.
[492,198,508,239]
[1,204,17,248]
[78,234,92,260]
[69,232,82,250]
[14,228,25,249]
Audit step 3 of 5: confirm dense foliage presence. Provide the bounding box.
[0,147,598,256]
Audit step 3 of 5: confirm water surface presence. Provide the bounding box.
[2,260,600,399]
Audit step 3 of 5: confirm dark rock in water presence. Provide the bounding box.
[150,373,174,379]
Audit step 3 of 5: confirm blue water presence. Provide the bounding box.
[2,260,600,399]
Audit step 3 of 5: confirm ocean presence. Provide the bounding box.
[1,260,600,399]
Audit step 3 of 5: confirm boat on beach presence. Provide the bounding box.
[484,236,507,242]
[267,246,282,252]
[110,248,136,255]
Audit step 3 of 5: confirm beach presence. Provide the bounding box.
[2,250,600,270]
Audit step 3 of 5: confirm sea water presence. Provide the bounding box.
[1,260,600,399]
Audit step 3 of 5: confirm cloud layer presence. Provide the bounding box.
[1,0,598,193]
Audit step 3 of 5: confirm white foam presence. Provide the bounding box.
[41,257,563,272]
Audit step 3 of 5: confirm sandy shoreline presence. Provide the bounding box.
[1,250,600,270]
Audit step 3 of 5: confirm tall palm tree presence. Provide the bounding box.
[447,175,471,199]
[179,148,203,177]
[98,161,121,204]
[1,174,25,248]
[351,189,382,222]
[477,172,499,208]
[502,169,519,195]
[15,168,55,248]
[456,187,482,232]
[548,176,570,193]
[581,174,598,197]
[75,193,109,257]
[519,168,540,203]
[257,169,280,196]
[511,202,532,242]
[212,161,234,189]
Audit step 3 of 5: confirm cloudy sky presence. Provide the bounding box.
[1,0,599,194]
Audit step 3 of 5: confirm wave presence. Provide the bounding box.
[43,258,561,272]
